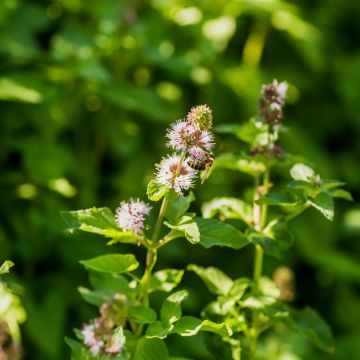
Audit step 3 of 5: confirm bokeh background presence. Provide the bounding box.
[1,0,360,359]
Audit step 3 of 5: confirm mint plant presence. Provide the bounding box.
[189,80,352,359]
[62,105,233,359]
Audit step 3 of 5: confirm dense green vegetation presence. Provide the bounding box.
[1,0,359,359]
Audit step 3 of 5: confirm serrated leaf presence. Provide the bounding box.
[309,192,334,221]
[290,307,334,353]
[145,321,170,339]
[202,197,253,224]
[61,207,138,244]
[248,220,294,258]
[195,218,250,249]
[78,287,117,306]
[80,254,139,273]
[89,272,140,297]
[0,260,14,275]
[188,264,233,295]
[290,163,318,183]
[160,290,188,325]
[171,316,232,337]
[165,192,195,223]
[165,217,200,244]
[133,337,168,360]
[147,180,168,201]
[128,306,157,324]
[149,269,184,293]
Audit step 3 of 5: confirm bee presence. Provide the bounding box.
[187,152,214,184]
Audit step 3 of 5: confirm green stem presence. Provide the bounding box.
[137,150,187,336]
[250,165,270,358]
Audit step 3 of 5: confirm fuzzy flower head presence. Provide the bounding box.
[156,154,196,195]
[259,79,288,125]
[166,120,215,155]
[187,105,213,130]
[81,320,104,356]
[115,199,151,235]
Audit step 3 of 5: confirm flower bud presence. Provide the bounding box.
[186,105,213,130]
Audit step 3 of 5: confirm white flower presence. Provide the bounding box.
[166,120,215,155]
[115,199,151,235]
[81,320,104,356]
[156,154,196,195]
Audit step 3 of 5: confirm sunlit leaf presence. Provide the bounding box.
[160,290,188,325]
[80,254,139,273]
[149,269,185,293]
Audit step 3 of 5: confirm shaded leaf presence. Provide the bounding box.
[188,264,233,295]
[195,218,250,249]
[128,306,157,324]
[165,192,195,223]
[133,337,168,360]
[290,307,334,353]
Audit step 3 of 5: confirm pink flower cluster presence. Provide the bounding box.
[115,199,151,235]
[259,79,288,125]
[156,154,197,195]
[81,319,124,357]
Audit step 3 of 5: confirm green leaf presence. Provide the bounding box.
[248,220,294,258]
[165,192,195,223]
[165,217,200,244]
[61,207,138,244]
[202,197,253,224]
[329,188,353,201]
[133,337,169,360]
[171,316,232,337]
[188,264,233,295]
[80,254,139,273]
[147,180,168,201]
[149,269,185,293]
[290,163,319,183]
[128,306,157,324]
[215,153,266,176]
[290,307,334,353]
[0,77,43,103]
[229,278,251,300]
[160,290,188,325]
[215,118,268,145]
[65,337,89,360]
[0,260,14,275]
[309,192,334,221]
[145,321,170,339]
[89,272,139,297]
[78,286,117,306]
[195,218,250,249]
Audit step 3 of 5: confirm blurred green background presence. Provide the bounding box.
[1,0,360,359]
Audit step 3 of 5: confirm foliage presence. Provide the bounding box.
[1,0,360,359]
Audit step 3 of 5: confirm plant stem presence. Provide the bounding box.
[250,165,270,358]
[137,150,187,335]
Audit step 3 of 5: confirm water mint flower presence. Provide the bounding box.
[187,104,213,130]
[166,120,215,155]
[115,199,151,235]
[156,154,196,195]
[259,79,288,125]
[81,320,104,356]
